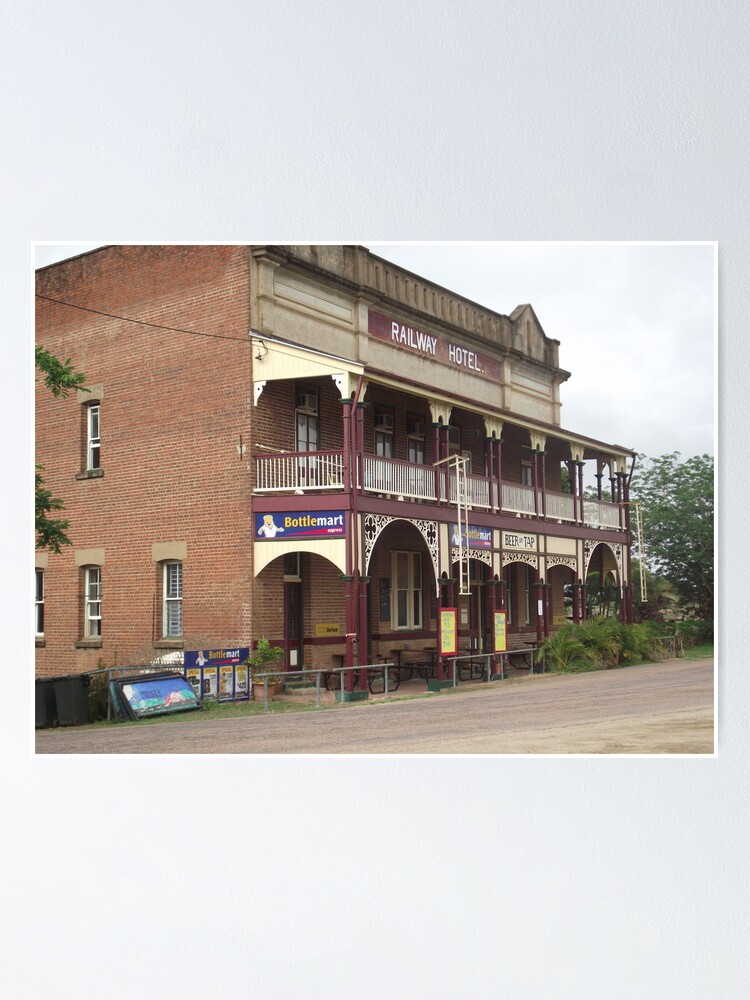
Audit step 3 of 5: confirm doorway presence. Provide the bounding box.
[284,582,303,671]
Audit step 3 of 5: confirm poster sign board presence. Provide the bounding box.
[113,673,201,721]
[184,648,250,702]
[439,608,458,657]
[493,611,508,653]
[450,523,492,549]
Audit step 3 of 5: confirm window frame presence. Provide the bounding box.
[374,405,395,459]
[86,403,101,471]
[505,569,513,626]
[162,560,183,638]
[522,564,531,625]
[391,550,423,630]
[406,412,425,465]
[84,566,102,638]
[35,568,45,637]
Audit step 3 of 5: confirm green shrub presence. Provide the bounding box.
[575,617,624,666]
[538,626,597,672]
[675,619,713,647]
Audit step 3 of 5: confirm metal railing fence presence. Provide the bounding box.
[443,647,544,684]
[252,663,396,712]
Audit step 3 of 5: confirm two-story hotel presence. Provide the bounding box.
[35,245,635,684]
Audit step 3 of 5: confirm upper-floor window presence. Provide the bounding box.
[35,569,45,636]
[448,425,461,455]
[163,561,183,638]
[84,566,102,637]
[407,414,425,465]
[374,406,394,458]
[295,387,319,487]
[86,404,101,471]
[295,388,319,452]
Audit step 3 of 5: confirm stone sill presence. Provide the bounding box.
[35,637,45,647]
[153,639,184,650]
[75,469,104,481]
[75,638,102,649]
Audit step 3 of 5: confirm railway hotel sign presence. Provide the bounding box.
[368,311,502,380]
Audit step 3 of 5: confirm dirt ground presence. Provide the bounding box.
[35,657,714,755]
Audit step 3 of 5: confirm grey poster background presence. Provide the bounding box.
[8,2,743,997]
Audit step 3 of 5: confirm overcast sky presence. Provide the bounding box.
[35,241,715,461]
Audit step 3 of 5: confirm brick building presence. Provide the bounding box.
[35,245,635,684]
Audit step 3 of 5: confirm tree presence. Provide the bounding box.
[35,346,87,399]
[629,565,678,623]
[629,452,714,620]
[35,346,88,552]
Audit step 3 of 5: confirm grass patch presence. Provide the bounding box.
[87,696,326,729]
[683,643,714,660]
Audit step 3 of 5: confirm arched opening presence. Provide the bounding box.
[366,520,437,663]
[547,564,578,625]
[585,543,621,619]
[254,550,345,672]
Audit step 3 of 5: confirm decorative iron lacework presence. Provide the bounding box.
[501,552,538,569]
[546,555,577,571]
[583,539,622,583]
[452,547,493,568]
[364,514,439,580]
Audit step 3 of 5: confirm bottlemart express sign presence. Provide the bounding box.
[255,510,345,540]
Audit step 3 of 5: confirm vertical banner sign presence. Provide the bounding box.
[439,608,458,657]
[494,611,508,652]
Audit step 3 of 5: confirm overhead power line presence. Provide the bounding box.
[35,293,249,345]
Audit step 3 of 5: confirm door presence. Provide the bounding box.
[469,582,484,651]
[284,582,303,672]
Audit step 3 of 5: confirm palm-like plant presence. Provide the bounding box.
[576,617,623,666]
[537,626,597,672]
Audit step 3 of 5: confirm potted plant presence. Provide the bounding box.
[245,639,285,700]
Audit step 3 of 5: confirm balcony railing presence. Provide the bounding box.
[449,471,491,510]
[583,498,622,529]
[502,482,537,516]
[254,451,344,492]
[363,456,437,501]
[254,451,625,530]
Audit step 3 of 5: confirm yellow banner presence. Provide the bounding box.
[440,608,458,656]
[494,611,507,652]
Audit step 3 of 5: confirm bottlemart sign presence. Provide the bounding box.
[255,510,345,540]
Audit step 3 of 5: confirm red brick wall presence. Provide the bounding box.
[35,246,254,675]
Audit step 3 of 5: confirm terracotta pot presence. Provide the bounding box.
[252,680,284,701]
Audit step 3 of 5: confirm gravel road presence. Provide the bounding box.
[35,657,714,755]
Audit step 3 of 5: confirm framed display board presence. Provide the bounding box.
[439,608,458,657]
[494,610,508,652]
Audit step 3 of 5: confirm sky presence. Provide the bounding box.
[35,241,715,462]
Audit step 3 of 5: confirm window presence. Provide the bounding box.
[295,387,319,486]
[84,567,101,637]
[392,551,422,630]
[163,561,183,638]
[374,406,394,458]
[448,425,462,456]
[522,565,531,625]
[407,414,425,465]
[35,569,44,636]
[505,570,513,626]
[86,404,101,471]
